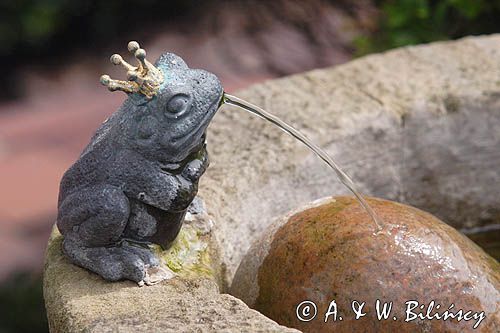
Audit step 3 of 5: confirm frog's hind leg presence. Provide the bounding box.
[57,185,157,283]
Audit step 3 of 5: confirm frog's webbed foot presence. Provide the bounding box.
[120,243,175,286]
[119,242,174,286]
[119,241,160,267]
[63,239,155,283]
[64,239,175,285]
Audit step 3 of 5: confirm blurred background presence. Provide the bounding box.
[1,0,499,332]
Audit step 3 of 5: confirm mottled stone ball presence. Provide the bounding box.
[231,196,499,332]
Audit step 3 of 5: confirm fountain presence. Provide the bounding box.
[43,35,500,332]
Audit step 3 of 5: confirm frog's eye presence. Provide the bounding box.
[166,93,191,116]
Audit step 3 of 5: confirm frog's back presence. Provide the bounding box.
[58,108,125,204]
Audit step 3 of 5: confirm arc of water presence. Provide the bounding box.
[222,93,383,231]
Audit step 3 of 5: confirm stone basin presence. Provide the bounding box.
[44,35,500,332]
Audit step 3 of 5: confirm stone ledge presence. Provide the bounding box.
[44,227,297,332]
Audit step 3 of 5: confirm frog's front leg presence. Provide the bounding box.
[57,185,158,283]
[182,145,209,182]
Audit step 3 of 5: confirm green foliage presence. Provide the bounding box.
[0,272,48,333]
[0,0,202,58]
[355,0,500,55]
[0,0,206,99]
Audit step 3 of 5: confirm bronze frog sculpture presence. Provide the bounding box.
[57,41,223,285]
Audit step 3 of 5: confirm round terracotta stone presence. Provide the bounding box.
[231,196,500,332]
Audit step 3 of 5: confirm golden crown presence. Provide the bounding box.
[100,41,164,99]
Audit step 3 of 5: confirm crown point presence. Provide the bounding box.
[100,75,111,85]
[135,49,146,60]
[128,41,140,53]
[110,54,123,65]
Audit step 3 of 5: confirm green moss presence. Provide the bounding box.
[151,225,214,278]
[355,0,500,56]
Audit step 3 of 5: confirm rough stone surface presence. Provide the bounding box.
[231,196,500,332]
[44,226,297,332]
[44,35,500,332]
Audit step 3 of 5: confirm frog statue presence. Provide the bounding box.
[56,41,223,285]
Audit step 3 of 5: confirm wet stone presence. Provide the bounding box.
[231,196,500,332]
